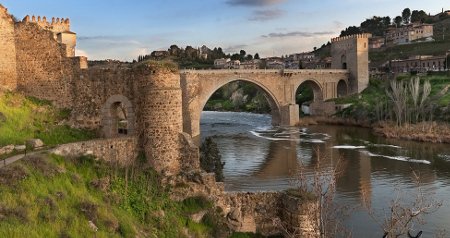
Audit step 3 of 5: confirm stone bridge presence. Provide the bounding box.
[180,69,349,138]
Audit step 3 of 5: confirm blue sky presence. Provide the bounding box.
[2,0,448,61]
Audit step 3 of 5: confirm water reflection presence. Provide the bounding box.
[200,111,450,236]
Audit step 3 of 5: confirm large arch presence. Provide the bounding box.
[198,78,282,125]
[101,94,135,138]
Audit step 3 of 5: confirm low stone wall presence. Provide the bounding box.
[51,136,138,166]
[310,101,336,116]
[224,192,282,236]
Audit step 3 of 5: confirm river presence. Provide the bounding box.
[200,111,450,237]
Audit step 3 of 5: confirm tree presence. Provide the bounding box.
[230,53,240,61]
[394,16,403,27]
[254,53,260,60]
[382,16,391,27]
[239,50,246,61]
[168,45,180,56]
[200,137,225,182]
[245,54,253,61]
[340,26,361,37]
[362,171,442,238]
[411,10,428,23]
[402,8,411,24]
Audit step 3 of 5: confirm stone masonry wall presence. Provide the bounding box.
[14,21,75,107]
[51,136,138,166]
[0,5,17,91]
[139,67,183,175]
[71,66,138,129]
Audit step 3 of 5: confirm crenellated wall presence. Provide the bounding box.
[14,21,76,107]
[0,5,17,90]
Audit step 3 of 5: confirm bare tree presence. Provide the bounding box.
[362,171,442,238]
[278,147,350,238]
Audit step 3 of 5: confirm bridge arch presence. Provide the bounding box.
[198,77,282,126]
[101,94,135,138]
[295,79,324,102]
[337,79,348,97]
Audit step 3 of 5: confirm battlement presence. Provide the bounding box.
[331,33,372,43]
[22,15,70,33]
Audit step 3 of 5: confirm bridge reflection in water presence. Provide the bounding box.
[201,111,450,236]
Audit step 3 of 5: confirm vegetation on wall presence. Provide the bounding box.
[200,137,225,182]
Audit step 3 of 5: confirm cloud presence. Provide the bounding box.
[249,9,285,21]
[223,44,248,53]
[262,31,335,38]
[226,0,285,7]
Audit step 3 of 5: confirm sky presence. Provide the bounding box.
[2,0,448,61]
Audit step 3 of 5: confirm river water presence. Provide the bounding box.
[200,111,450,237]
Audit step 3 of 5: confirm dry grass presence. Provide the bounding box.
[374,121,450,143]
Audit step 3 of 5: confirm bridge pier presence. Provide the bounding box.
[280,104,299,126]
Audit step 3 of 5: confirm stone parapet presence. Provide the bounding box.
[51,136,138,166]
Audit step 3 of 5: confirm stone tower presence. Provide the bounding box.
[331,33,371,94]
[139,65,183,175]
[0,5,17,90]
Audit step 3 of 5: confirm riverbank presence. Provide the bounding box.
[297,116,450,144]
[374,121,450,144]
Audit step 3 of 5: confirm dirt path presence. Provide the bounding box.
[0,150,44,169]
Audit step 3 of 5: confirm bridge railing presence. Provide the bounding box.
[179,69,348,75]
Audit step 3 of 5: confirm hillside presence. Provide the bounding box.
[0,92,96,160]
[370,18,450,66]
[0,153,227,237]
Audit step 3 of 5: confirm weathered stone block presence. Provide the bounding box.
[26,139,44,149]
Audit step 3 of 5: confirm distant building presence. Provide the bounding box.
[151,50,169,58]
[390,55,447,73]
[290,52,315,61]
[369,36,385,49]
[240,59,261,69]
[225,60,240,69]
[284,60,300,69]
[265,57,284,69]
[386,23,433,46]
[214,58,230,68]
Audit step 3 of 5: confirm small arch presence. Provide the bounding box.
[341,55,347,69]
[337,80,348,97]
[101,95,135,138]
[295,79,324,102]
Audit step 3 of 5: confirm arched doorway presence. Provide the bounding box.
[295,80,323,115]
[101,95,135,138]
[337,80,348,98]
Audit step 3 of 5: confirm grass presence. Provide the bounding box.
[333,74,450,122]
[0,153,228,237]
[0,92,96,147]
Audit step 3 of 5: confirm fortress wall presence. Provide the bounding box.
[14,21,74,107]
[71,67,138,130]
[0,6,17,90]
